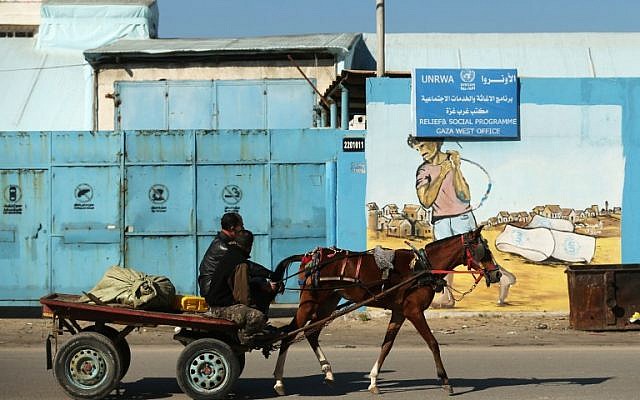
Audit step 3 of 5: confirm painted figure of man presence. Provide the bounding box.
[408,136,516,306]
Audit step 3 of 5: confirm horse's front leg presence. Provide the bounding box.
[368,309,405,394]
[304,293,341,386]
[273,336,292,396]
[273,299,319,396]
[405,294,453,395]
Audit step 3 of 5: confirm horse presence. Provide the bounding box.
[269,225,502,396]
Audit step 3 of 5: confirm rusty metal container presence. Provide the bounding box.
[565,264,640,331]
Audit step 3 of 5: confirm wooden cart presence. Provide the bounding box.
[40,293,267,400]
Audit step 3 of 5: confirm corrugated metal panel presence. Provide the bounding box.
[85,33,360,55]
[363,32,640,78]
[0,39,91,131]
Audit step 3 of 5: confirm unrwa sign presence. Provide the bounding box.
[412,68,519,139]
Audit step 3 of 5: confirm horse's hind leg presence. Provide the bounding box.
[368,310,405,394]
[405,306,453,395]
[304,293,341,386]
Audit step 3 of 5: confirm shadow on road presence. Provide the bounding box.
[374,374,612,396]
[101,373,612,399]
[105,378,180,399]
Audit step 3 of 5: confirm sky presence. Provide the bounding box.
[158,0,640,38]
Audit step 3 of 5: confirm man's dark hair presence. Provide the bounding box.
[235,229,254,251]
[220,212,243,230]
[407,135,444,148]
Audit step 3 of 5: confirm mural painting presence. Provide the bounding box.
[366,101,622,312]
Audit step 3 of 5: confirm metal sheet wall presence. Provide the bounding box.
[115,79,316,131]
[0,128,366,305]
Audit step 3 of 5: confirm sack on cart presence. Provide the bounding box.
[77,265,176,310]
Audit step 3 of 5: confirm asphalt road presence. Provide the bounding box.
[1,344,638,400]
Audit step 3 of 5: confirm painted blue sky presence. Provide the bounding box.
[158,0,640,38]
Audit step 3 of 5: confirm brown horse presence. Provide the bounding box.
[269,226,502,396]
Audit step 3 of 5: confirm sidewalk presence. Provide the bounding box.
[3,309,639,349]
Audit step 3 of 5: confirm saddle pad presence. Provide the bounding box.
[374,245,395,278]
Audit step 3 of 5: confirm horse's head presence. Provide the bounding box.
[462,226,502,286]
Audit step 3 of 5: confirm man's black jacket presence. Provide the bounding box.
[198,231,273,297]
[205,244,249,307]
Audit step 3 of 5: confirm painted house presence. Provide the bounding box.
[414,220,432,238]
[562,208,577,222]
[387,218,412,238]
[543,205,563,219]
[402,203,428,222]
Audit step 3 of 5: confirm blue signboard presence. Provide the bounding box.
[413,68,519,138]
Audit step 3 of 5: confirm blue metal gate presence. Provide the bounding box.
[0,128,365,305]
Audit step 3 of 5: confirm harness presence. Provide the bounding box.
[299,248,365,287]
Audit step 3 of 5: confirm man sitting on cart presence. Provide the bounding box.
[199,212,277,314]
[202,229,280,340]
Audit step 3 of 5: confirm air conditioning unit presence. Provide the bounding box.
[349,115,366,130]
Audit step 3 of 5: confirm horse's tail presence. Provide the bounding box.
[271,254,304,283]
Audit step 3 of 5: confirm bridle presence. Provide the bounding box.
[408,231,500,288]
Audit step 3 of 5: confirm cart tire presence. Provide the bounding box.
[82,325,131,379]
[176,338,240,400]
[53,332,121,400]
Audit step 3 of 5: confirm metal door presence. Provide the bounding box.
[168,82,215,129]
[51,166,121,293]
[117,82,168,130]
[0,169,49,300]
[196,164,271,269]
[216,81,266,129]
[271,163,327,302]
[266,80,315,128]
[124,165,196,293]
[124,129,196,294]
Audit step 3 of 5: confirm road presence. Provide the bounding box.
[1,344,638,400]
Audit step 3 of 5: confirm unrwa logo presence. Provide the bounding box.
[460,69,475,83]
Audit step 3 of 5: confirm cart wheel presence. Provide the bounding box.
[176,338,240,400]
[54,332,121,400]
[82,325,131,379]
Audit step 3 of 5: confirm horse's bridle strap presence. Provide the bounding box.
[429,269,483,275]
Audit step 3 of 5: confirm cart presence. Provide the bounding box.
[40,293,272,400]
[40,268,429,399]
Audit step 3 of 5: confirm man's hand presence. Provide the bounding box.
[447,150,461,169]
[439,160,453,177]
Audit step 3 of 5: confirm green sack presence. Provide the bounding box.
[78,266,176,310]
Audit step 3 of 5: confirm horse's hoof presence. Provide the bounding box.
[368,385,380,395]
[324,377,335,387]
[442,384,454,395]
[274,384,286,396]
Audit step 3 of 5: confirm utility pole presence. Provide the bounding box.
[376,0,385,77]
